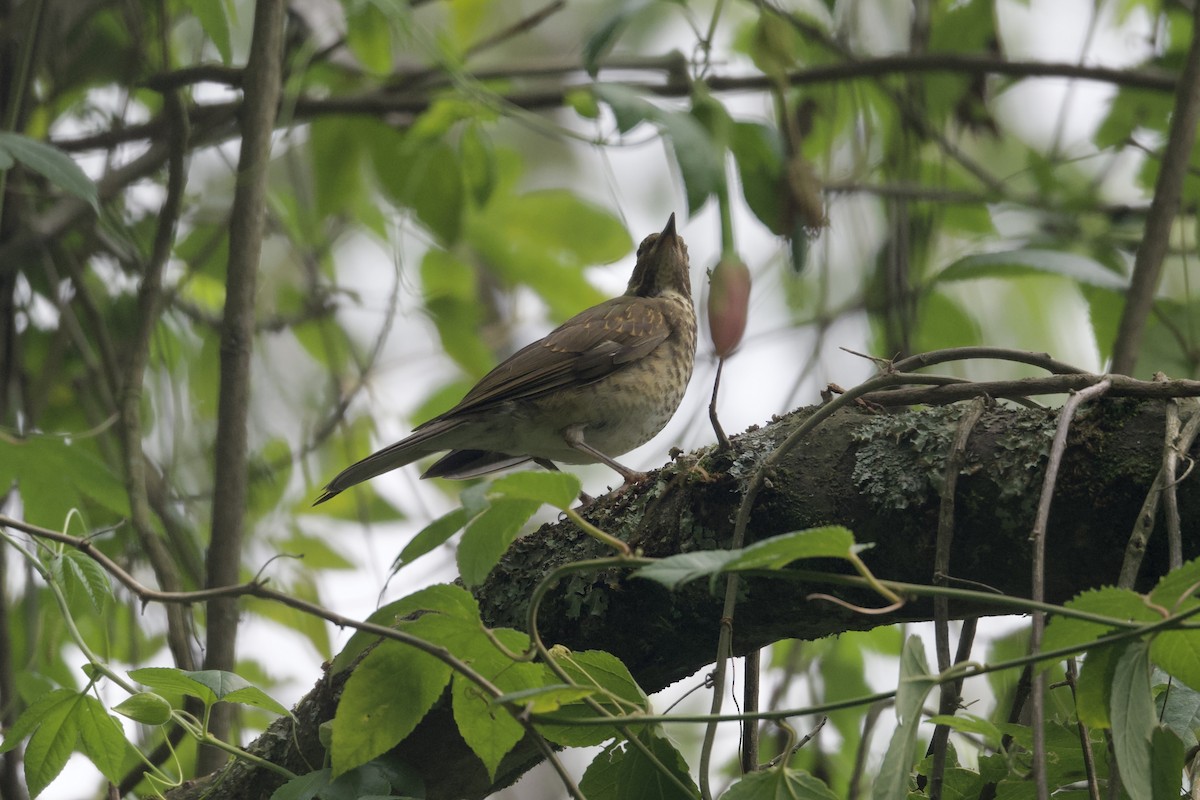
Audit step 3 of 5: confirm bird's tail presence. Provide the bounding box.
[313,419,460,504]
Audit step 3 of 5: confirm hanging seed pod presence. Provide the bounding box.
[707,257,751,358]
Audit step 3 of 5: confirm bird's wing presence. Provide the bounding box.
[427,295,671,420]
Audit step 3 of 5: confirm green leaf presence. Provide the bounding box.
[127,667,288,719]
[448,0,490,48]
[278,529,356,571]
[61,550,112,612]
[420,248,494,376]
[113,692,173,726]
[632,551,741,590]
[490,471,582,510]
[75,695,128,784]
[926,713,1003,751]
[182,669,253,701]
[457,498,540,587]
[1082,285,1123,366]
[660,108,724,214]
[459,123,497,207]
[0,689,75,755]
[565,88,601,119]
[579,730,699,800]
[269,769,334,800]
[0,132,99,212]
[0,434,130,528]
[373,135,464,246]
[468,189,627,319]
[393,507,470,571]
[1150,725,1184,799]
[1041,586,1155,671]
[582,1,651,76]
[872,636,936,800]
[1077,643,1120,728]
[451,673,524,781]
[332,640,452,775]
[1149,556,1200,611]
[249,437,293,515]
[726,526,859,571]
[496,684,596,712]
[180,0,234,63]
[1157,678,1200,750]
[937,249,1128,290]
[730,121,786,234]
[346,0,394,76]
[912,291,982,352]
[331,584,481,674]
[220,685,292,718]
[635,528,859,590]
[1150,628,1200,691]
[22,692,81,798]
[128,667,217,705]
[593,83,657,134]
[722,766,839,799]
[309,117,369,222]
[538,649,647,747]
[1109,641,1155,800]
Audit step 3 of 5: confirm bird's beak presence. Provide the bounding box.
[660,213,677,244]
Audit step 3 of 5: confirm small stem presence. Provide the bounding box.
[562,508,631,555]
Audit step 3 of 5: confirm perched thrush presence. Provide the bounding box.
[315,214,696,504]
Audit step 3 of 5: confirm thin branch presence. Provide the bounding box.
[1111,0,1200,374]
[864,372,1200,405]
[740,649,759,773]
[52,52,1182,155]
[1119,405,1200,587]
[892,346,1091,375]
[928,398,986,800]
[202,0,287,772]
[1065,658,1103,800]
[1162,396,1191,570]
[118,82,195,671]
[1028,378,1112,800]
[709,358,731,449]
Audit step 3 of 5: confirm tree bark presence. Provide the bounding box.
[166,399,1198,800]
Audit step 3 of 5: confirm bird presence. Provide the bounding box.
[315,213,696,505]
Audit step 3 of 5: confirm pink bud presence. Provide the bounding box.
[707,258,751,358]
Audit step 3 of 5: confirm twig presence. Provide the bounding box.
[709,358,731,449]
[1065,658,1103,800]
[1118,403,1200,587]
[863,372,1200,405]
[1161,396,1192,570]
[1028,378,1112,800]
[928,398,986,799]
[891,347,1090,375]
[740,649,759,772]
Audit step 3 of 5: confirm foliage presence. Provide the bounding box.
[2,0,1200,798]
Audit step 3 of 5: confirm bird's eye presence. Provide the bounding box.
[637,233,658,258]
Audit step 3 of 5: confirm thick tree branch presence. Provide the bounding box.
[156,397,1195,800]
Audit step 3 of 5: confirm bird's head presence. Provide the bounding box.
[626,213,691,300]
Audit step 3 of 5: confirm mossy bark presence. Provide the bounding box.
[167,399,1197,800]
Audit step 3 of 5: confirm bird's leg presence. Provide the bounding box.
[562,425,647,485]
